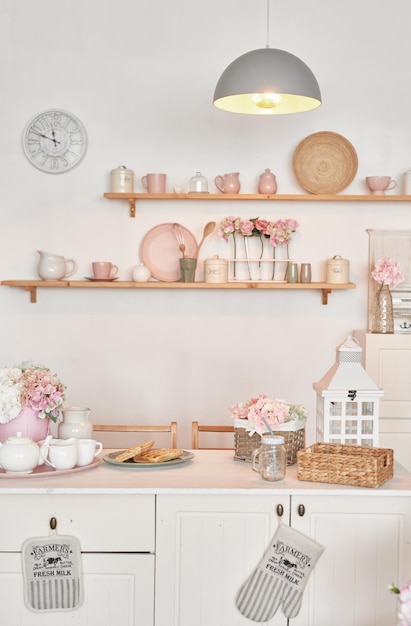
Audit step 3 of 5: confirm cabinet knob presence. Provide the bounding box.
[297,504,305,517]
[49,517,57,530]
[276,504,284,517]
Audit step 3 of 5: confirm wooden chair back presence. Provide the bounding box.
[191,421,234,450]
[93,422,178,449]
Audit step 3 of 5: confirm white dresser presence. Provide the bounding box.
[354,330,411,471]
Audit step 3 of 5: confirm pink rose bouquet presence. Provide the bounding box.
[389,580,411,625]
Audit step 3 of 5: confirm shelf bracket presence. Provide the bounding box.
[25,286,37,303]
[128,198,136,217]
[322,288,331,305]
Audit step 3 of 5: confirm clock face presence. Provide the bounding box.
[22,109,87,174]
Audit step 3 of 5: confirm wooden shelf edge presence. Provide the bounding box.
[104,192,411,202]
[1,280,356,305]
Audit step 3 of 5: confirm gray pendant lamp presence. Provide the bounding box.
[213,1,321,115]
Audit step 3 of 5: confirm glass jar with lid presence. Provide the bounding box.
[189,171,209,193]
[252,435,286,481]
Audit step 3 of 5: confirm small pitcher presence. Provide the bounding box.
[37,251,77,281]
[214,172,240,194]
[41,437,78,470]
[58,407,93,440]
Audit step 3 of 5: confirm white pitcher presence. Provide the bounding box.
[37,250,77,281]
[58,407,93,440]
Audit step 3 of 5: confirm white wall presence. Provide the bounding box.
[1,0,410,448]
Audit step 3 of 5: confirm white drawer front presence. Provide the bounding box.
[0,494,155,552]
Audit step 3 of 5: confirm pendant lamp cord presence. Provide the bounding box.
[265,0,270,48]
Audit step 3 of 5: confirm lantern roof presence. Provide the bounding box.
[313,335,383,394]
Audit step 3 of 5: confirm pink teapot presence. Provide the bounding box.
[258,169,277,194]
[214,172,240,194]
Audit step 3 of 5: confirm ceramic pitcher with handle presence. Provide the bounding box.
[214,172,240,194]
[37,251,77,281]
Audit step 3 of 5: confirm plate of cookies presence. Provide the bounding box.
[103,440,194,469]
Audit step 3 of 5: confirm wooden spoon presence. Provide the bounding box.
[195,221,216,258]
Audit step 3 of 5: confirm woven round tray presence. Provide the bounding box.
[292,131,358,194]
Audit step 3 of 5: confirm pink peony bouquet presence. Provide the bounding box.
[0,361,66,424]
[229,394,307,436]
[371,258,404,288]
[389,580,411,626]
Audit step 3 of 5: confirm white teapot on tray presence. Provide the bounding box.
[0,432,51,474]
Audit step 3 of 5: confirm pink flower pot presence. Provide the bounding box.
[0,406,50,443]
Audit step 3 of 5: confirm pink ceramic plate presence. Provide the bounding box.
[0,457,101,479]
[140,223,198,282]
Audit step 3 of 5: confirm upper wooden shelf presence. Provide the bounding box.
[1,280,355,304]
[103,192,411,217]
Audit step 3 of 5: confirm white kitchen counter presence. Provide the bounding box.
[0,449,410,495]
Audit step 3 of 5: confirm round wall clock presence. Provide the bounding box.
[22,109,88,174]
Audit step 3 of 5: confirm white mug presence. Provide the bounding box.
[76,439,103,467]
[41,437,77,470]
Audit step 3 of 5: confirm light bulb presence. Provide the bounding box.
[252,93,282,108]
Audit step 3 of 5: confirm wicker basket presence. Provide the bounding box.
[297,443,394,488]
[234,421,306,465]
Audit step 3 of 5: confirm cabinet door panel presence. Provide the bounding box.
[0,552,154,625]
[290,495,411,626]
[0,494,155,552]
[156,494,289,626]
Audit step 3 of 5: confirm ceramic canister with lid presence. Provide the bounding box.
[110,165,134,193]
[204,255,228,283]
[326,255,350,284]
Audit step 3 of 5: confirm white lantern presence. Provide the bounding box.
[313,336,383,447]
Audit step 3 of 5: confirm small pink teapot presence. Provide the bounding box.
[214,172,240,194]
[258,169,277,194]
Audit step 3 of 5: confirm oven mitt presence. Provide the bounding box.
[235,523,324,622]
[22,534,84,612]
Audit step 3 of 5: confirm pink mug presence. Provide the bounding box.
[366,176,397,195]
[92,262,118,279]
[141,173,166,193]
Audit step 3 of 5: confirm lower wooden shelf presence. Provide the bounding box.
[1,280,356,304]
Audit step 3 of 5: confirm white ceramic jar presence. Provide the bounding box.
[132,264,151,282]
[204,256,228,283]
[111,165,134,193]
[326,255,349,283]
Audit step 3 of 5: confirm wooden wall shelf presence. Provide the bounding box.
[1,280,356,304]
[103,192,411,217]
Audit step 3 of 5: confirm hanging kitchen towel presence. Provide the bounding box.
[235,523,324,622]
[21,534,84,612]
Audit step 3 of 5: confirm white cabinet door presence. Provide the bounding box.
[155,494,289,626]
[290,495,411,626]
[0,552,154,626]
[353,331,411,471]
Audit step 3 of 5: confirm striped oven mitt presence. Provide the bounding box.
[22,534,84,612]
[235,523,324,622]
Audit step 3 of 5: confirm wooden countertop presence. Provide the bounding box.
[0,450,410,496]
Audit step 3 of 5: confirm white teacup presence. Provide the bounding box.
[76,439,103,467]
[41,437,77,470]
[366,176,397,195]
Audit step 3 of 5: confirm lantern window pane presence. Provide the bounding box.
[361,402,375,416]
[346,438,357,445]
[361,439,373,447]
[345,402,358,416]
[361,420,374,435]
[345,420,358,435]
[329,420,341,435]
[330,402,342,416]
